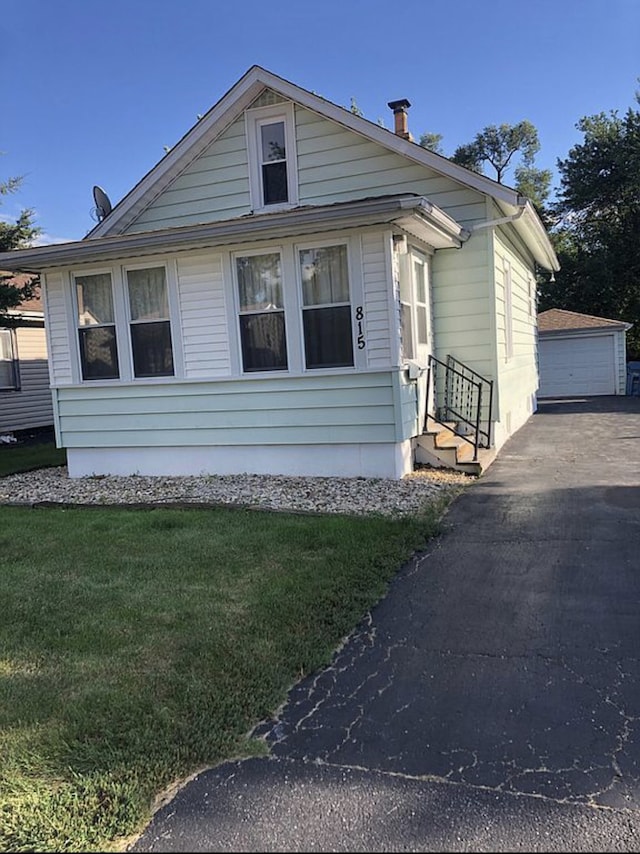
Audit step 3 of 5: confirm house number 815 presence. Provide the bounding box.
[355,305,366,349]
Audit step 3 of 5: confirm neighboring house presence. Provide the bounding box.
[0,66,559,478]
[0,283,54,435]
[538,308,631,398]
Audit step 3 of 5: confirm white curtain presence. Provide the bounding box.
[76,273,114,326]
[127,268,168,321]
[236,254,283,311]
[300,245,349,306]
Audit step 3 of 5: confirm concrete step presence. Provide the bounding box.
[415,420,496,476]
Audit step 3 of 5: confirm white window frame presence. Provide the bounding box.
[295,237,355,372]
[0,328,20,391]
[503,257,514,361]
[73,268,121,382]
[232,246,290,375]
[246,102,298,212]
[412,249,430,351]
[123,262,176,379]
[69,260,182,384]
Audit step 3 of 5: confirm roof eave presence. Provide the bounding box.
[0,195,467,272]
[512,203,560,272]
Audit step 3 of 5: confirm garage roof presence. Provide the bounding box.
[538,308,631,334]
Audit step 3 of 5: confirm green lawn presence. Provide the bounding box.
[0,440,66,477]
[0,449,464,852]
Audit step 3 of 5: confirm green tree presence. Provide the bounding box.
[418,131,443,154]
[540,96,640,357]
[450,120,552,209]
[451,120,538,181]
[0,172,41,322]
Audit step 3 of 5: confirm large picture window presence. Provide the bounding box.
[126,267,174,378]
[299,245,353,369]
[236,253,287,372]
[76,272,119,380]
[0,328,19,390]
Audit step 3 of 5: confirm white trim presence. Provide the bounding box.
[293,237,356,373]
[245,101,298,212]
[72,268,121,382]
[230,246,289,375]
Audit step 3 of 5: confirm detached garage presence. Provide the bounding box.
[537,309,631,398]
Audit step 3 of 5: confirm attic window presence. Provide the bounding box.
[247,102,298,211]
[260,121,288,204]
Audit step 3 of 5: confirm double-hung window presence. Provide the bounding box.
[236,252,287,372]
[247,103,297,211]
[399,260,414,361]
[126,267,174,378]
[0,328,19,390]
[260,120,288,205]
[299,244,353,369]
[413,251,429,348]
[76,272,119,380]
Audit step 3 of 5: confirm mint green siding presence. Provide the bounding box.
[295,107,485,225]
[431,226,495,379]
[128,118,250,232]
[492,224,539,440]
[55,372,402,449]
[123,98,487,234]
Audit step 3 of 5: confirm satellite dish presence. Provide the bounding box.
[91,185,112,222]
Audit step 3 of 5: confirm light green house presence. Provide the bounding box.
[0,66,559,479]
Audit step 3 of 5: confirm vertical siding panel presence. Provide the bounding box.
[176,254,231,377]
[43,271,73,385]
[361,231,392,368]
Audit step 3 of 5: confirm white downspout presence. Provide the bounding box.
[469,204,527,232]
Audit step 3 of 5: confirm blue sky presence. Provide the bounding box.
[3,0,639,244]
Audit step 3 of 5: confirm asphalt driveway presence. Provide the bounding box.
[132,396,640,852]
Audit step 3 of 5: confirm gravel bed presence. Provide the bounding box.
[0,465,474,518]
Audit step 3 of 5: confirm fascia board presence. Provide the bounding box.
[539,326,628,338]
[0,195,465,271]
[514,203,560,272]
[256,68,524,206]
[88,66,269,238]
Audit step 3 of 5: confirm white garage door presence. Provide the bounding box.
[538,334,616,397]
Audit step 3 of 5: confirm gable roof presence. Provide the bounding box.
[538,308,631,333]
[86,65,558,271]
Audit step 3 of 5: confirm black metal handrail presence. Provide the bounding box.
[424,354,494,461]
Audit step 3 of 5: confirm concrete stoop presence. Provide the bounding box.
[414,418,497,476]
